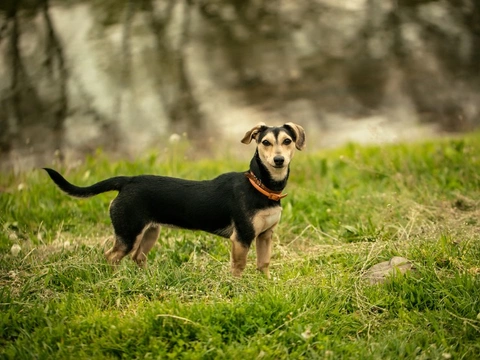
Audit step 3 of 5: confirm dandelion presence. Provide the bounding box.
[169,133,181,144]
[301,327,312,340]
[11,244,21,257]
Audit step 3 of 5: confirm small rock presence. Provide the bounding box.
[363,256,413,284]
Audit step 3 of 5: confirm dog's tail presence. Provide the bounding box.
[43,168,130,198]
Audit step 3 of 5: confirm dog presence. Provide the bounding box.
[43,122,306,277]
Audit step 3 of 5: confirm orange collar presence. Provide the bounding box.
[245,171,287,201]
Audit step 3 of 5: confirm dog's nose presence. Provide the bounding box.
[274,156,285,166]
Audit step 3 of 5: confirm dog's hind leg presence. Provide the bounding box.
[256,228,274,279]
[131,224,161,267]
[105,235,133,265]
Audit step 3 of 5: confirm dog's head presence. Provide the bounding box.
[241,122,306,180]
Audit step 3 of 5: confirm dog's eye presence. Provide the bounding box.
[262,140,271,146]
[283,138,292,145]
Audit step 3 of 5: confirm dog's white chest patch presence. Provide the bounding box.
[252,207,282,235]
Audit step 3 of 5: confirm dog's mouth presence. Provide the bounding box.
[270,162,288,169]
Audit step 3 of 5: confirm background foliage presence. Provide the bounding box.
[1,0,480,169]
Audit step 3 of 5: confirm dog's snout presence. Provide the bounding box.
[274,156,285,166]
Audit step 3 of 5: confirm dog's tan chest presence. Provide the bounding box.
[252,207,282,235]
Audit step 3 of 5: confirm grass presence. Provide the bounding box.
[1,134,480,359]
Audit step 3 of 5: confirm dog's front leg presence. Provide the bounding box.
[256,228,274,279]
[230,234,250,277]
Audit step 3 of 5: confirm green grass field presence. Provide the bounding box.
[1,134,479,359]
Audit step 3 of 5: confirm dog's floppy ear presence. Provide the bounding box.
[284,122,306,150]
[241,122,268,144]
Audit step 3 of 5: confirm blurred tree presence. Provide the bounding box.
[0,0,479,169]
[141,0,203,133]
[0,0,66,159]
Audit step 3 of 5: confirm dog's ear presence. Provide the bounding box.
[241,122,268,144]
[284,122,306,150]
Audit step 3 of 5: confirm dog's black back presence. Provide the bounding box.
[109,172,276,243]
[44,169,276,245]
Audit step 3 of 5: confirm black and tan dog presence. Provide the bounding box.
[43,122,305,277]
